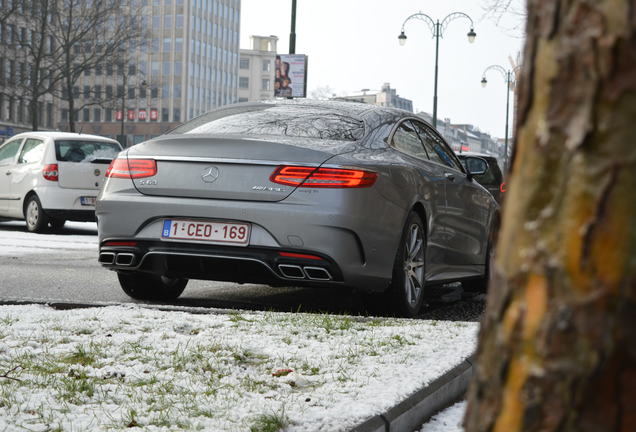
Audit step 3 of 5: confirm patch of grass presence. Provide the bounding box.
[250,409,289,432]
[62,344,99,367]
[228,312,254,324]
[0,316,18,326]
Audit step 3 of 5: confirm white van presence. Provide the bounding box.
[0,132,122,232]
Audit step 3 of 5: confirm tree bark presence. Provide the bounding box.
[465,1,636,431]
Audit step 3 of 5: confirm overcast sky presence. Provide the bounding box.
[240,0,525,138]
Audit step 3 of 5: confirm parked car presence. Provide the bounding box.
[457,152,505,204]
[0,131,122,232]
[97,100,499,317]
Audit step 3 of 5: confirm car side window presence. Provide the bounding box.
[391,121,429,160]
[412,121,463,171]
[18,139,45,164]
[0,139,23,166]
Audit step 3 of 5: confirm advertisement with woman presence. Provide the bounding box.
[275,54,308,98]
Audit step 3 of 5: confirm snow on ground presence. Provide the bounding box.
[0,221,97,256]
[418,401,466,432]
[0,305,477,432]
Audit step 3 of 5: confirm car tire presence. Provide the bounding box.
[117,271,188,301]
[24,195,49,233]
[387,211,426,318]
[49,218,66,231]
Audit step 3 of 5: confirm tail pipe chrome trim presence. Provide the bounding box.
[114,253,136,266]
[98,252,116,265]
[278,264,305,279]
[303,266,333,281]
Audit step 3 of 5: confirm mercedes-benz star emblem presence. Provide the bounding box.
[201,166,220,183]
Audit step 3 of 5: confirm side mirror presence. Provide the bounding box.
[464,156,488,176]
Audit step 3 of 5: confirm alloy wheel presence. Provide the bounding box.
[403,223,424,306]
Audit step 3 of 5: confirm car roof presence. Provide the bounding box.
[10,131,119,143]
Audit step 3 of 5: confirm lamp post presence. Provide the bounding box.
[398,11,476,128]
[289,0,297,54]
[480,64,517,171]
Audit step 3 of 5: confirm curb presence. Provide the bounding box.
[350,356,474,432]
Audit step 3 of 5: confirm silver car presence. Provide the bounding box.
[97,100,498,317]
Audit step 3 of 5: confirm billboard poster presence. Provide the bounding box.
[115,110,123,121]
[275,54,308,98]
[127,109,136,120]
[150,109,158,121]
[138,109,147,121]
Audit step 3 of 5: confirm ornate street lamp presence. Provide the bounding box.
[398,11,476,128]
[480,64,518,171]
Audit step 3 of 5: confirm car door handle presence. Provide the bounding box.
[444,172,455,181]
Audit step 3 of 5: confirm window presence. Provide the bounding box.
[173,108,180,122]
[105,109,112,121]
[93,108,101,122]
[96,64,102,76]
[83,108,89,121]
[238,97,248,102]
[262,79,270,91]
[392,122,428,160]
[151,87,158,98]
[139,86,146,98]
[411,120,462,170]
[106,85,113,98]
[95,85,102,97]
[54,140,121,163]
[239,58,249,69]
[83,85,90,99]
[128,64,136,75]
[128,87,135,98]
[262,59,270,72]
[161,108,169,122]
[84,67,91,76]
[239,76,249,88]
[0,139,23,165]
[18,139,44,164]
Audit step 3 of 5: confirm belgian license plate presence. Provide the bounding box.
[80,196,96,206]
[161,219,250,246]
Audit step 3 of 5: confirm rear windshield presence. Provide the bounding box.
[170,105,365,141]
[55,140,121,163]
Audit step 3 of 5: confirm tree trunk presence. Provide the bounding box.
[465,1,636,431]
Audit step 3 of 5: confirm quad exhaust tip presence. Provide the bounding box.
[278,264,305,279]
[98,252,116,265]
[114,253,136,266]
[303,266,332,281]
[278,264,333,281]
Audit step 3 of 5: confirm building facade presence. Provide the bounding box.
[332,83,413,112]
[0,0,240,145]
[238,35,278,103]
[70,0,241,146]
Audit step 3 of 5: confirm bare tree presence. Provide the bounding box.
[51,0,145,131]
[310,85,336,101]
[465,0,636,431]
[5,0,62,130]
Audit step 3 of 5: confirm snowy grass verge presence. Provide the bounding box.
[0,305,477,432]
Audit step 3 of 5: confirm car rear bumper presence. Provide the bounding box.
[96,188,406,292]
[98,240,345,288]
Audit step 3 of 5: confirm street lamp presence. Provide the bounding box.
[398,11,476,128]
[480,64,518,172]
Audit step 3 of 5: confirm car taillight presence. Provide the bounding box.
[270,166,377,188]
[42,164,58,181]
[500,182,507,193]
[106,158,157,179]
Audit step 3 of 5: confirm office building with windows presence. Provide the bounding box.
[56,0,239,146]
[238,35,278,102]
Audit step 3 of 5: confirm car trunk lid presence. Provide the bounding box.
[126,134,356,202]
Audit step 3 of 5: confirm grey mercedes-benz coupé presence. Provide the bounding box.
[97,100,498,317]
